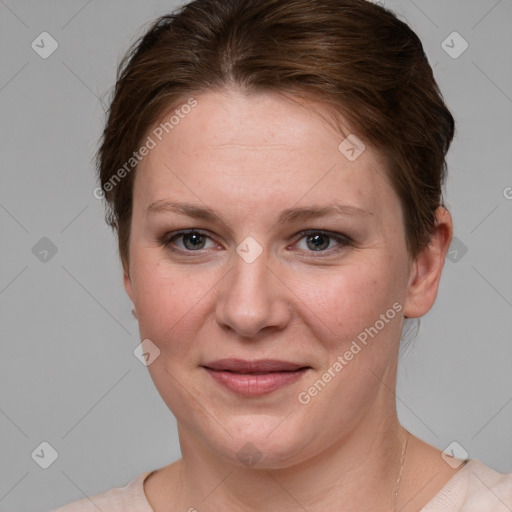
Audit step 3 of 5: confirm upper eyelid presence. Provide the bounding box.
[295,229,352,242]
[164,229,350,250]
[165,229,219,246]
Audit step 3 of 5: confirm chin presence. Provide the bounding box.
[200,413,319,470]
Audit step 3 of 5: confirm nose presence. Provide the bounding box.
[215,249,291,339]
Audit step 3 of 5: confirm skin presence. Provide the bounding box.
[123,88,457,511]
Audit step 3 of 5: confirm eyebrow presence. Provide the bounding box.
[146,200,372,224]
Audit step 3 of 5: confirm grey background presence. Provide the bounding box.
[0,0,511,510]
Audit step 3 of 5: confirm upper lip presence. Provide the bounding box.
[202,358,310,373]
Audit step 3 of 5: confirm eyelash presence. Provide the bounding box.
[159,229,352,256]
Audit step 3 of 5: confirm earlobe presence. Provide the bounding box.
[123,269,138,318]
[123,265,134,303]
[403,207,453,318]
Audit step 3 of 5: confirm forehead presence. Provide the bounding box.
[134,89,400,224]
[149,89,353,158]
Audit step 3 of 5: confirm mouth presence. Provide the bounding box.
[201,359,312,396]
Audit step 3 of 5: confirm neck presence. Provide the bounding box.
[174,407,407,511]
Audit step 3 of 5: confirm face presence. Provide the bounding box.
[124,88,415,468]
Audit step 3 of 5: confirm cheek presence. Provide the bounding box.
[292,261,401,344]
[292,266,404,422]
[131,254,180,334]
[130,252,218,349]
[130,238,407,360]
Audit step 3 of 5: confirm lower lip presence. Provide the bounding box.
[203,367,309,396]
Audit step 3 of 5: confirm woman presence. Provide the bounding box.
[54,0,512,510]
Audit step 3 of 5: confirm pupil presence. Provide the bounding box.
[184,233,204,250]
[307,234,329,251]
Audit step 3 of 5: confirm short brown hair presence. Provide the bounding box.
[97,0,454,269]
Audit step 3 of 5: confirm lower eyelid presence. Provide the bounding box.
[168,232,218,250]
[293,241,347,254]
[160,230,351,253]
[294,231,351,247]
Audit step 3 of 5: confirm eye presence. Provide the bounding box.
[294,230,351,253]
[162,229,218,252]
[159,229,351,256]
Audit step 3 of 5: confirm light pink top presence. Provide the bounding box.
[52,459,512,511]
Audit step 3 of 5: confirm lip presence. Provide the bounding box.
[202,359,311,397]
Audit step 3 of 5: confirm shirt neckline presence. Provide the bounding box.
[136,460,476,511]
[418,458,475,510]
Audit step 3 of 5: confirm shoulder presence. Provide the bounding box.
[50,472,154,512]
[422,459,512,511]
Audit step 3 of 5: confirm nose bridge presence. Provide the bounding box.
[216,244,287,337]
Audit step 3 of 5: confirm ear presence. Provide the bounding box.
[403,206,453,318]
[123,259,135,303]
